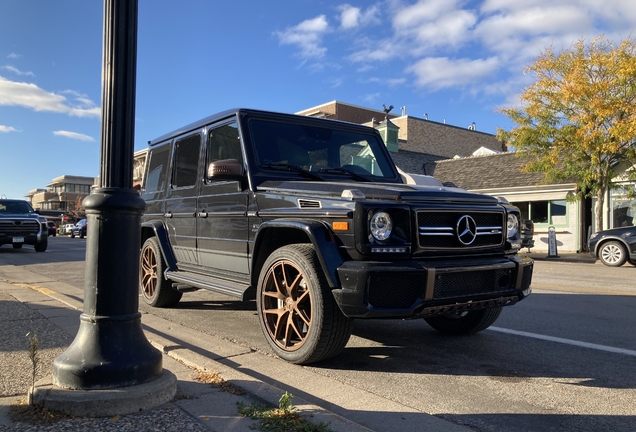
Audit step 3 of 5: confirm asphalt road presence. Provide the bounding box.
[2,237,635,432]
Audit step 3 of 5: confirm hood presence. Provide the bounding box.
[257,180,499,204]
[0,212,41,220]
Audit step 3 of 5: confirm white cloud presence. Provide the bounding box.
[364,76,407,87]
[2,66,35,76]
[0,75,100,118]
[7,53,21,59]
[338,4,380,29]
[393,0,460,28]
[348,38,403,63]
[53,130,95,142]
[339,5,361,29]
[0,125,19,133]
[406,57,500,90]
[275,15,330,59]
[348,1,477,63]
[475,6,592,49]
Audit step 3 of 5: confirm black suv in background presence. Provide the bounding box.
[0,199,48,252]
[139,108,534,364]
[46,221,57,237]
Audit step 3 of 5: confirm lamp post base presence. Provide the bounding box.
[31,369,176,417]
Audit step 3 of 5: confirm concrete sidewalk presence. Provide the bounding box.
[0,265,471,432]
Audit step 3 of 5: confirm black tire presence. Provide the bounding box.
[598,241,627,267]
[424,307,503,335]
[256,244,354,364]
[79,230,85,239]
[139,237,182,307]
[71,233,75,238]
[34,241,47,252]
[12,243,23,249]
[628,259,636,267]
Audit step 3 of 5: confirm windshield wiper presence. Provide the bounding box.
[261,163,324,181]
[317,167,372,182]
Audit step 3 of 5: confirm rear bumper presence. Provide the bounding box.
[332,255,533,319]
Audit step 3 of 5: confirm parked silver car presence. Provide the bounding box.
[61,223,75,235]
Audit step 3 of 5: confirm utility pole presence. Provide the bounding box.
[52,0,163,390]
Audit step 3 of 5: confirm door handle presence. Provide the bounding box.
[164,212,173,218]
[197,211,208,218]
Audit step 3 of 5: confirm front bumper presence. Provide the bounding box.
[332,255,533,319]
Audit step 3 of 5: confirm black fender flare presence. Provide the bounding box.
[252,220,343,287]
[141,221,178,271]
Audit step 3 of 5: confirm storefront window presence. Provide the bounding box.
[612,198,636,227]
[510,200,569,226]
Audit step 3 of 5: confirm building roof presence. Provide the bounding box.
[424,152,575,190]
[46,175,97,187]
[390,150,447,175]
[296,100,398,125]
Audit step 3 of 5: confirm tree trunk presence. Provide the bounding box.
[595,187,605,232]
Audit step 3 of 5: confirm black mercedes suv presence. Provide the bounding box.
[139,108,533,364]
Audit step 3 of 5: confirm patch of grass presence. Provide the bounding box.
[237,392,333,432]
[26,332,39,405]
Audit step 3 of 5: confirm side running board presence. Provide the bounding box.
[165,270,251,301]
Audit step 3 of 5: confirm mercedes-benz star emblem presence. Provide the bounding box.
[456,215,477,245]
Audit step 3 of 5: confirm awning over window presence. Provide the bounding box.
[490,190,571,202]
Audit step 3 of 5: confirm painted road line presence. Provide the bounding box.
[489,326,636,357]
[530,283,636,296]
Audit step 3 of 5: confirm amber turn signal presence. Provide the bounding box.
[332,221,349,231]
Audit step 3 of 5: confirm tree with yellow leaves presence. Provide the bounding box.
[498,36,636,231]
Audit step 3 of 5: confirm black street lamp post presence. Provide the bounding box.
[52,0,162,389]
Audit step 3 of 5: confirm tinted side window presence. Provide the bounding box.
[207,121,241,164]
[143,143,171,197]
[173,134,201,188]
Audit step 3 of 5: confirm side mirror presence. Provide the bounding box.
[207,159,244,179]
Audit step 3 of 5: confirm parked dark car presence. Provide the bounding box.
[46,221,57,237]
[0,199,48,252]
[70,219,87,238]
[520,219,534,249]
[588,225,636,266]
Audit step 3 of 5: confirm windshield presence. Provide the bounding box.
[248,119,398,181]
[0,200,35,214]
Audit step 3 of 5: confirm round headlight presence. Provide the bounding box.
[507,214,519,238]
[370,211,392,241]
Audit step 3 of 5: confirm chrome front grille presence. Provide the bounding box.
[417,210,504,250]
[0,219,41,236]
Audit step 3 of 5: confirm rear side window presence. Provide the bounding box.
[143,144,171,196]
[173,134,201,188]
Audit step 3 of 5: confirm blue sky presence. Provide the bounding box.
[1,0,635,200]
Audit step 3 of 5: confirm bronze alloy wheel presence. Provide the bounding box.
[256,244,354,364]
[141,241,158,300]
[139,237,182,307]
[261,259,313,351]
